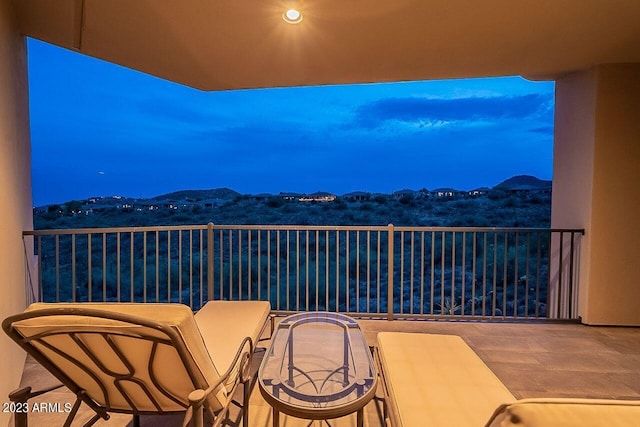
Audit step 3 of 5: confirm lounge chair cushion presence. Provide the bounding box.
[377,332,516,427]
[485,398,640,426]
[195,300,271,390]
[13,303,228,413]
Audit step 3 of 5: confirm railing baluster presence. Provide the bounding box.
[238,229,242,300]
[513,232,519,318]
[229,229,233,301]
[296,230,299,311]
[37,235,42,302]
[71,234,76,302]
[315,230,319,311]
[143,231,147,304]
[502,232,508,319]
[189,230,193,308]
[420,231,425,315]
[441,231,445,315]
[178,230,183,303]
[482,232,487,317]
[166,231,171,303]
[387,224,394,321]
[451,231,456,316]
[257,230,261,301]
[472,232,476,316]
[377,230,381,314]
[492,232,497,318]
[155,230,159,302]
[248,230,252,301]
[218,229,223,300]
[305,230,309,312]
[346,231,350,313]
[461,231,466,316]
[268,230,272,309]
[336,230,340,313]
[117,232,121,302]
[87,233,92,302]
[430,231,435,315]
[558,231,565,319]
[536,231,541,318]
[367,230,371,314]
[400,231,404,314]
[276,230,280,311]
[525,233,530,318]
[200,229,204,307]
[131,231,135,303]
[356,231,361,313]
[286,230,290,310]
[410,231,414,314]
[325,230,329,311]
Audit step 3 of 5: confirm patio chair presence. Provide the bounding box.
[2,300,271,427]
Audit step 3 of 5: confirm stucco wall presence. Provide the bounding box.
[552,69,597,321]
[587,64,640,325]
[553,64,640,325]
[0,0,33,424]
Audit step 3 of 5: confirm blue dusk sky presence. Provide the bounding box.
[28,39,555,207]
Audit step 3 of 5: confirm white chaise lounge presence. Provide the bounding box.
[376,332,640,427]
[3,300,271,427]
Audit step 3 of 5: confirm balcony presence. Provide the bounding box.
[11,223,610,425]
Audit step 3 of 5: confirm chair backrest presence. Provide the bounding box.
[2,303,227,416]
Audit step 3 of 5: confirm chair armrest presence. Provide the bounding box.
[9,383,65,402]
[182,336,255,427]
[8,383,65,427]
[371,345,401,427]
[222,336,254,384]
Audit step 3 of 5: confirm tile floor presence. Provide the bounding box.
[7,319,640,426]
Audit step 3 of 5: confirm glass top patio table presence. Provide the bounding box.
[258,312,377,424]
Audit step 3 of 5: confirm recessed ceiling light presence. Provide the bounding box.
[283,8,303,24]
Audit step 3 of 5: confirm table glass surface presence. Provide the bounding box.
[258,312,376,411]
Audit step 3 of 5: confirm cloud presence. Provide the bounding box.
[354,94,553,129]
[136,98,219,125]
[529,126,554,135]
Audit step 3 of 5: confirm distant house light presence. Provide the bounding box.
[283,8,302,24]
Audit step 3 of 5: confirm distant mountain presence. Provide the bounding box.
[152,188,240,201]
[495,175,551,190]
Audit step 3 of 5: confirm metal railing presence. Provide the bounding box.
[23,224,584,321]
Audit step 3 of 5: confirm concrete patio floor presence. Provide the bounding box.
[7,319,640,426]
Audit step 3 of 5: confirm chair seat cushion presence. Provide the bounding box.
[485,398,640,426]
[377,332,516,427]
[195,300,271,390]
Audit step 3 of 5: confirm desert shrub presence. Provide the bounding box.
[488,189,508,200]
[266,197,285,208]
[398,196,416,206]
[372,195,388,204]
[282,204,295,214]
[332,199,347,210]
[502,196,522,208]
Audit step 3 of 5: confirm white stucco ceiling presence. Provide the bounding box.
[13,0,640,90]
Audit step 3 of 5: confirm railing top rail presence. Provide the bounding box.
[206,224,390,232]
[23,224,586,236]
[23,224,209,236]
[391,226,585,234]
